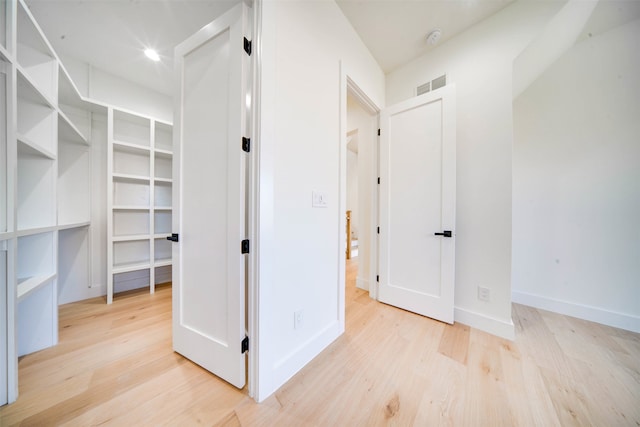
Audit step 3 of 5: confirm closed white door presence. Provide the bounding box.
[378,85,456,324]
[172,3,250,389]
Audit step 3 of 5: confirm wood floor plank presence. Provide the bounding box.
[2,264,639,426]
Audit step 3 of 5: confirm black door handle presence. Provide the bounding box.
[434,230,452,238]
[167,233,179,242]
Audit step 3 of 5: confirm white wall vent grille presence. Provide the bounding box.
[416,82,431,96]
[417,74,447,96]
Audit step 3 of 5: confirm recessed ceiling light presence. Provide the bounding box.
[144,49,160,62]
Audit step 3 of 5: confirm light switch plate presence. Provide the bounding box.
[312,191,328,208]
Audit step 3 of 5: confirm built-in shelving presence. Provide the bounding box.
[1,0,98,404]
[107,108,172,303]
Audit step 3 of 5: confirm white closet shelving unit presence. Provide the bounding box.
[2,0,94,405]
[107,108,172,304]
[2,0,172,404]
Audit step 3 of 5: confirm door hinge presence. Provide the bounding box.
[377,226,380,234]
[243,37,252,56]
[241,239,250,254]
[377,177,380,184]
[166,233,179,242]
[376,275,379,282]
[377,129,381,136]
[242,137,250,153]
[241,336,249,353]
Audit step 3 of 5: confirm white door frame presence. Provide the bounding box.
[339,64,381,318]
[247,0,261,401]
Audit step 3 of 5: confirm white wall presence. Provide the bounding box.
[61,54,173,123]
[385,1,563,339]
[347,93,376,290]
[257,0,384,402]
[513,19,640,333]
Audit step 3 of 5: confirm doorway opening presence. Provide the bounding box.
[342,78,379,323]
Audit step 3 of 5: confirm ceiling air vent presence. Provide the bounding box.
[417,74,447,97]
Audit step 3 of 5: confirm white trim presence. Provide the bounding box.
[271,320,341,390]
[454,306,515,340]
[247,0,261,402]
[513,290,640,334]
[356,276,369,291]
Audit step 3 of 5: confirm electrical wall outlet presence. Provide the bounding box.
[294,309,304,329]
[478,286,491,302]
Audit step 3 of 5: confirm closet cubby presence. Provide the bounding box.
[113,179,150,207]
[154,121,172,152]
[108,108,172,303]
[113,110,150,147]
[113,240,150,273]
[17,72,56,158]
[154,238,171,264]
[17,144,55,231]
[16,231,55,301]
[57,139,90,226]
[154,151,172,180]
[113,209,150,237]
[57,226,90,305]
[154,181,172,207]
[114,143,150,177]
[16,1,57,104]
[154,210,171,235]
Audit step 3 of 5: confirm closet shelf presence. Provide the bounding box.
[154,206,172,211]
[112,262,151,275]
[16,65,57,109]
[154,148,173,157]
[57,221,90,231]
[17,135,57,160]
[154,177,173,184]
[17,273,56,302]
[112,173,151,182]
[113,140,151,153]
[154,259,172,268]
[58,111,89,145]
[112,234,150,242]
[16,225,58,237]
[113,205,151,211]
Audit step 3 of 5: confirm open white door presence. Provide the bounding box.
[172,3,250,389]
[378,85,456,324]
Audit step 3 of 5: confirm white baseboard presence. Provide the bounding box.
[512,290,640,334]
[356,276,369,291]
[260,320,342,402]
[454,307,515,340]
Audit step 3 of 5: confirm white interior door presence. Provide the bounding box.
[172,3,250,389]
[378,85,456,324]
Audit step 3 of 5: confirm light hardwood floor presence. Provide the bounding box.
[1,259,639,426]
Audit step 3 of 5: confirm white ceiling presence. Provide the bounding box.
[335,0,514,73]
[25,0,241,96]
[24,0,640,97]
